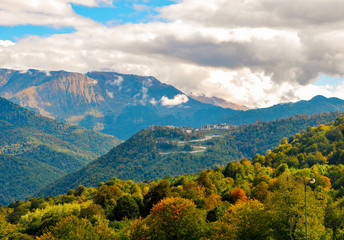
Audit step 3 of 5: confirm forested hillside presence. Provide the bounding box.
[3,115,344,239]
[0,97,121,205]
[222,95,344,125]
[38,112,341,197]
[226,112,341,157]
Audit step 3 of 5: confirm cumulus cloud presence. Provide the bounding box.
[0,0,100,29]
[149,98,158,105]
[160,94,189,106]
[160,0,344,29]
[1,0,344,108]
[106,76,124,86]
[0,40,15,47]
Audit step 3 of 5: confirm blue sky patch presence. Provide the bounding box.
[71,0,176,25]
[0,25,76,42]
[314,74,344,87]
[0,1,176,42]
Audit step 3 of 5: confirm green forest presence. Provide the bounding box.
[37,111,341,198]
[0,97,121,205]
[3,115,344,239]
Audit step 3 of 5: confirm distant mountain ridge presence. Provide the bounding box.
[221,95,344,125]
[0,97,121,205]
[189,94,249,110]
[1,68,344,140]
[0,68,234,139]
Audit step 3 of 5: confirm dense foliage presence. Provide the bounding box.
[0,97,121,205]
[225,112,341,157]
[38,112,341,198]
[4,113,344,239]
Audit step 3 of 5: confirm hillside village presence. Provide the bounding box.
[149,123,238,133]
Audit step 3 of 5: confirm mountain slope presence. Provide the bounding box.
[37,112,340,197]
[189,94,249,110]
[251,114,344,172]
[0,69,234,139]
[0,97,121,205]
[222,95,344,125]
[0,155,65,205]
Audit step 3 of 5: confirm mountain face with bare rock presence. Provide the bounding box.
[0,69,234,139]
[189,94,249,110]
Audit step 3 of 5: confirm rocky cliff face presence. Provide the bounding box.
[9,72,105,118]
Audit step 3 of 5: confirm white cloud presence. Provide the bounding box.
[0,0,100,29]
[150,98,158,105]
[106,75,124,86]
[141,87,148,100]
[160,94,189,106]
[106,89,114,98]
[0,40,15,47]
[159,0,344,29]
[143,78,153,88]
[19,69,32,74]
[90,79,98,85]
[133,86,150,105]
[1,0,344,108]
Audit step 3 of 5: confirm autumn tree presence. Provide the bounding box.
[144,197,206,240]
[142,180,171,216]
[229,188,247,204]
[222,199,270,240]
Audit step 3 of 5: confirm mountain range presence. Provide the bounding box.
[222,95,344,125]
[1,68,344,140]
[188,94,249,110]
[0,97,121,205]
[0,69,233,139]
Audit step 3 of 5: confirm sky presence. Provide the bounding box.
[1,0,344,108]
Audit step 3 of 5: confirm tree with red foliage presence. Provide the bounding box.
[230,188,247,204]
